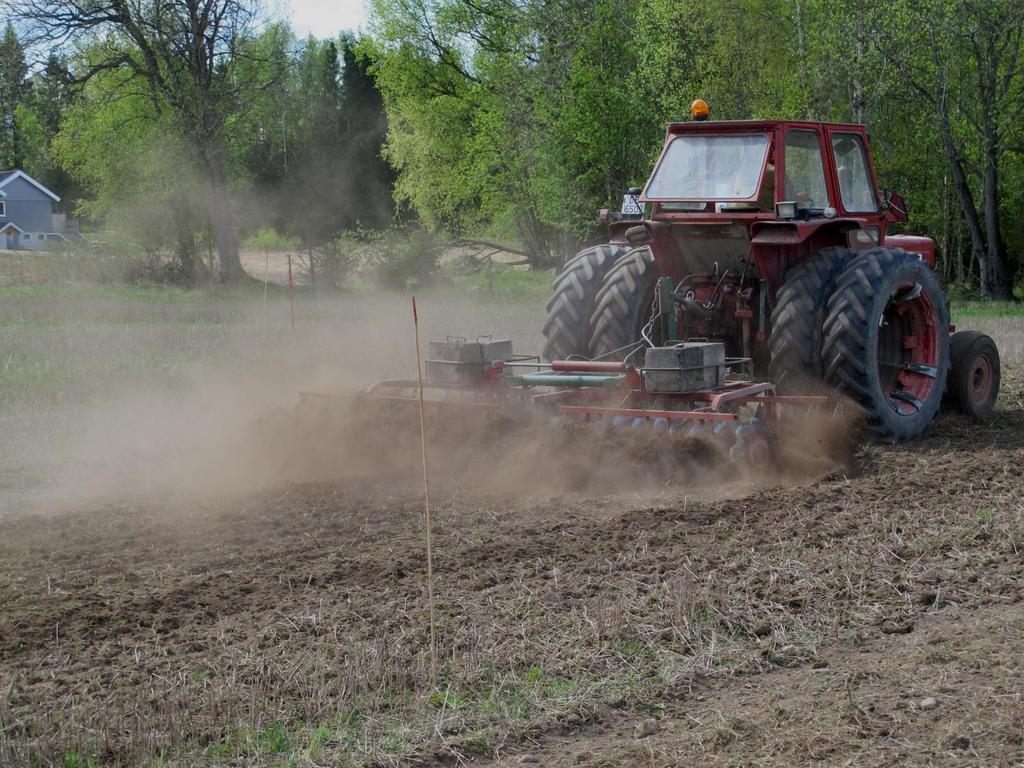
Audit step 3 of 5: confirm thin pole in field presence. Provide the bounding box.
[412,296,438,684]
[263,247,270,342]
[287,254,295,330]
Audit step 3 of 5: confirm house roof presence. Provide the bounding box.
[1,221,26,234]
[0,170,61,202]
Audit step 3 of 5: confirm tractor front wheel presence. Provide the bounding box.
[588,247,660,361]
[542,243,628,362]
[822,247,950,442]
[945,330,1000,418]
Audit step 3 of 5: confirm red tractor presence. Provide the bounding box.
[542,100,1000,442]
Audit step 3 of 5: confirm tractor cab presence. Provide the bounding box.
[604,105,933,301]
[640,118,886,224]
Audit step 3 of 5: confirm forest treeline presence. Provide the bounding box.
[1,0,1022,297]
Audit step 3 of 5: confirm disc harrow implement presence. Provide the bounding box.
[347,333,829,470]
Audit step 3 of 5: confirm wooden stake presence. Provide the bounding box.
[412,296,438,684]
[287,254,295,330]
[263,248,270,341]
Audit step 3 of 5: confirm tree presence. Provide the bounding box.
[0,21,29,169]
[340,35,394,231]
[232,22,295,193]
[13,0,266,282]
[53,58,207,276]
[282,36,349,246]
[879,0,1024,299]
[15,54,80,201]
[366,0,1022,291]
[232,31,394,249]
[368,0,633,267]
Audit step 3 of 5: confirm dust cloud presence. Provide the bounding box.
[2,288,856,515]
[2,289,531,512]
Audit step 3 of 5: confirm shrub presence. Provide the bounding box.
[361,226,442,290]
[310,237,361,290]
[243,227,300,253]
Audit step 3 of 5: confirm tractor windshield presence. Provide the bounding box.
[644,134,770,201]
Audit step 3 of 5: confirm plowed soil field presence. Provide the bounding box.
[1,371,1022,767]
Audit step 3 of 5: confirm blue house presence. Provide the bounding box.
[0,170,63,251]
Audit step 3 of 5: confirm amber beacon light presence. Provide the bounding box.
[691,99,710,121]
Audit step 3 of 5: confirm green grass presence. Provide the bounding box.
[950,300,1024,320]
[0,282,186,301]
[60,749,98,768]
[449,262,553,298]
[0,279,279,304]
[188,661,662,766]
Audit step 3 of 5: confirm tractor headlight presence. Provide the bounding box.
[775,201,797,220]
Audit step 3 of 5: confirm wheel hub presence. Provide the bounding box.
[969,354,993,405]
[877,282,941,417]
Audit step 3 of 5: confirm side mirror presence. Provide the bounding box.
[883,189,909,222]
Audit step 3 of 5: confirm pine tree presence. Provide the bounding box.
[338,35,394,230]
[0,21,29,168]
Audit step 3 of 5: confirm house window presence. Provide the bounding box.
[23,234,31,241]
[0,201,5,216]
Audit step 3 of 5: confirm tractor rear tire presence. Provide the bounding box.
[589,247,660,361]
[945,331,1000,418]
[542,243,627,362]
[768,246,854,393]
[821,247,950,442]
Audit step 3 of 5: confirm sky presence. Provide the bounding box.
[278,0,369,38]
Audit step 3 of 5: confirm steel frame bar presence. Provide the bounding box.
[707,382,774,410]
[360,395,500,411]
[558,405,739,422]
[550,360,628,373]
[747,394,829,406]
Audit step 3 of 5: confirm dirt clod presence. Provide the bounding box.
[881,619,915,635]
[634,718,661,739]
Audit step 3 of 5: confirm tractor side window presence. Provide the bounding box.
[831,133,877,213]
[783,130,829,210]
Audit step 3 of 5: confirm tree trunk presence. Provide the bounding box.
[980,122,1013,299]
[940,172,950,283]
[794,0,812,118]
[515,207,558,270]
[981,142,1012,299]
[175,230,197,283]
[172,200,197,283]
[951,187,965,286]
[852,5,866,124]
[933,99,988,292]
[205,143,243,282]
[954,213,964,285]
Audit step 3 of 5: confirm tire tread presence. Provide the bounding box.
[768,246,854,392]
[542,244,626,361]
[821,247,949,441]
